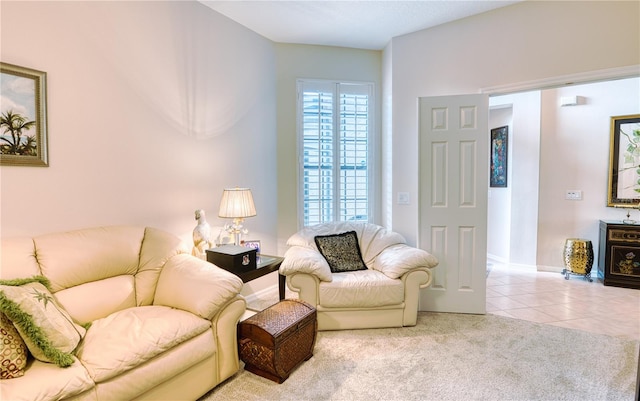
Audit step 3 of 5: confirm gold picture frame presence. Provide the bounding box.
[0,62,48,166]
[608,114,640,207]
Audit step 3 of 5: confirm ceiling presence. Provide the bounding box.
[200,1,522,50]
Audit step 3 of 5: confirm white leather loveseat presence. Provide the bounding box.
[279,222,438,331]
[0,226,246,400]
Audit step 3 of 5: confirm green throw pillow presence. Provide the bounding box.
[0,276,85,367]
[314,231,368,273]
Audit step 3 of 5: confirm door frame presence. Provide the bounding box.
[480,65,639,271]
[480,65,639,95]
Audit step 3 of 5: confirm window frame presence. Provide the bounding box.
[296,78,377,228]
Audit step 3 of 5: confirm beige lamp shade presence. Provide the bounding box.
[218,188,257,219]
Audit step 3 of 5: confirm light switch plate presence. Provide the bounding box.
[397,192,410,205]
[565,190,582,200]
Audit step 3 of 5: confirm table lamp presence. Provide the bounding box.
[218,187,257,246]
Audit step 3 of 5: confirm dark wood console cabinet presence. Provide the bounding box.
[598,220,640,289]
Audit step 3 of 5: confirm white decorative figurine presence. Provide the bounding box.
[192,209,212,258]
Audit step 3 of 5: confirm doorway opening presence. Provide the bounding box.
[486,76,640,274]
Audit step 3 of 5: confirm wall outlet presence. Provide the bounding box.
[565,190,582,200]
[397,192,410,205]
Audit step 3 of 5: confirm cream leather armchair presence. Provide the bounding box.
[279,222,438,331]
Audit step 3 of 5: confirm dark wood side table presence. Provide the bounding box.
[214,254,286,300]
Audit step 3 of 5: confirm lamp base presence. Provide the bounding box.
[224,218,248,247]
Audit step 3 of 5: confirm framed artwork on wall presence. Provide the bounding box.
[608,114,640,207]
[0,63,49,167]
[0,62,48,166]
[490,125,508,188]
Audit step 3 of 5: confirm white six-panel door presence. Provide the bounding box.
[418,94,488,314]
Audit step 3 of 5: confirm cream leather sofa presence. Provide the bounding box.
[279,222,438,331]
[0,226,246,401]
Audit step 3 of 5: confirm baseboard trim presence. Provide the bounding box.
[537,265,564,273]
[243,284,279,305]
[487,254,508,264]
[487,256,538,271]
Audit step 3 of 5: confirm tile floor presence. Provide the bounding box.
[486,262,640,342]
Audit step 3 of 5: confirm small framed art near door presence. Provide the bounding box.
[490,125,508,188]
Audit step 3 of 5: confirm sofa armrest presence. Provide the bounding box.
[401,268,432,326]
[287,273,320,306]
[154,254,243,320]
[373,244,439,279]
[280,246,333,282]
[211,296,246,381]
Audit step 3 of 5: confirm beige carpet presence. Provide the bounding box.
[200,312,639,401]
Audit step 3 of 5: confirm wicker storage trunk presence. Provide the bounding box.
[238,299,317,383]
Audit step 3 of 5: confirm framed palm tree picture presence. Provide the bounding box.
[0,62,48,166]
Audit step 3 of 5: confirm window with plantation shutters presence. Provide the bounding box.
[297,80,374,227]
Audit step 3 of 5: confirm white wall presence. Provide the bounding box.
[0,1,279,252]
[387,0,639,270]
[274,44,381,253]
[488,90,542,268]
[507,91,542,268]
[537,77,640,271]
[3,0,638,277]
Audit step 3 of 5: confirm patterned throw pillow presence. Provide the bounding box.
[0,276,85,367]
[0,312,28,379]
[314,231,368,273]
